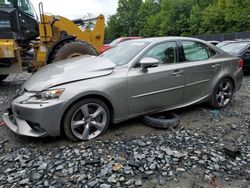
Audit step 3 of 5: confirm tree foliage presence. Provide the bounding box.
[105,0,250,40]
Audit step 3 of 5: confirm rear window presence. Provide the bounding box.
[0,0,13,7]
[181,41,217,62]
[220,42,249,55]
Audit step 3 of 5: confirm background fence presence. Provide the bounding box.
[104,31,250,44]
[192,31,250,42]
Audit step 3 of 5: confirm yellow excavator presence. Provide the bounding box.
[0,0,105,82]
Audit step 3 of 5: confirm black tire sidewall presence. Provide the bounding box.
[63,98,110,142]
[143,113,180,129]
[52,40,99,63]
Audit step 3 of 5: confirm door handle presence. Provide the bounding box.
[172,70,183,76]
[211,64,221,68]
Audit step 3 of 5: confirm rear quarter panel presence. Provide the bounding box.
[215,54,243,92]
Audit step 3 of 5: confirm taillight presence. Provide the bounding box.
[239,59,244,68]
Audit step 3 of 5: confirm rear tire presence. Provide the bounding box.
[0,75,8,82]
[209,78,234,108]
[51,40,99,63]
[63,98,110,142]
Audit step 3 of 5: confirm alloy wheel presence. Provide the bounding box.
[70,103,107,140]
[215,80,233,107]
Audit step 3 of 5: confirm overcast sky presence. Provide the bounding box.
[31,0,118,19]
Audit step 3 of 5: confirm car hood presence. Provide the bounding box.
[24,56,116,91]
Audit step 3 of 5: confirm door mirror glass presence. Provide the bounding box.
[140,57,159,70]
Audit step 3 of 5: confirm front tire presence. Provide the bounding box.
[63,98,110,142]
[210,78,234,108]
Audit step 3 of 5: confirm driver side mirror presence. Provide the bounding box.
[140,57,159,71]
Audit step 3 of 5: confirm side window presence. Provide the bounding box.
[142,42,177,64]
[181,41,216,62]
[207,47,217,57]
[18,0,36,17]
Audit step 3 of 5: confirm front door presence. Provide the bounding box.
[128,41,184,116]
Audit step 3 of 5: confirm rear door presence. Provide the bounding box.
[180,40,221,104]
[127,41,184,116]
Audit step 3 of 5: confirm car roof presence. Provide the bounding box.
[132,36,208,44]
[223,40,250,44]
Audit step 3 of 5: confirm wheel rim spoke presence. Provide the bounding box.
[72,120,85,129]
[91,121,104,131]
[92,107,104,119]
[216,93,221,99]
[223,82,230,91]
[220,95,225,105]
[80,105,89,117]
[82,124,90,140]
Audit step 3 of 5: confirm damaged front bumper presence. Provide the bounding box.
[2,111,48,137]
[3,92,64,138]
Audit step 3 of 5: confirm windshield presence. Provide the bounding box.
[0,0,13,7]
[100,41,149,66]
[18,0,37,18]
[220,42,249,55]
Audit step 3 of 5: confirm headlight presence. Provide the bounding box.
[35,89,64,100]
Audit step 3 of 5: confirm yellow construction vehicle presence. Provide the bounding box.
[0,0,105,81]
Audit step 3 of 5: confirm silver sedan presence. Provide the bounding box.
[3,37,243,141]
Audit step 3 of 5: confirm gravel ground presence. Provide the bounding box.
[0,74,250,188]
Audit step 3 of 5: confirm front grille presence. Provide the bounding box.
[27,121,46,132]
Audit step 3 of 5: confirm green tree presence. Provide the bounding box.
[188,4,203,35]
[117,0,143,36]
[223,0,250,32]
[143,14,162,37]
[159,0,193,36]
[137,0,161,36]
[105,15,122,40]
[105,0,250,40]
[105,0,143,40]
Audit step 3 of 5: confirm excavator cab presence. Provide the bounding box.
[0,0,39,46]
